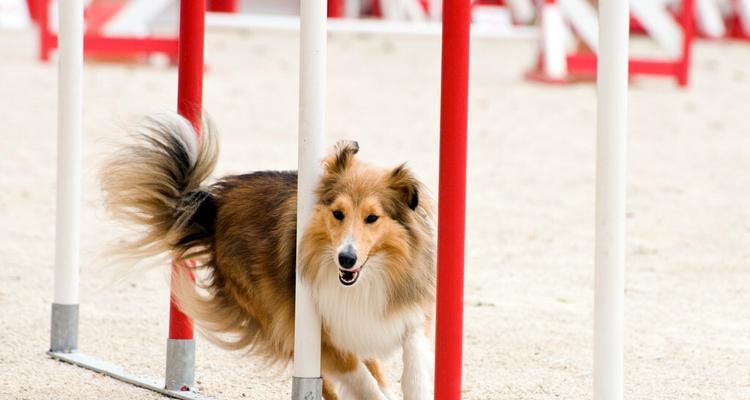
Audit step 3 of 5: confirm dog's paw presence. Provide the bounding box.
[402,383,432,400]
[380,387,399,400]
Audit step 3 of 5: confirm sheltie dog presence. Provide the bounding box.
[101,113,436,400]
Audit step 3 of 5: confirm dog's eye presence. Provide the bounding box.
[365,214,379,224]
[332,211,345,221]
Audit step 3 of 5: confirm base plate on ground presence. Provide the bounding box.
[48,351,216,400]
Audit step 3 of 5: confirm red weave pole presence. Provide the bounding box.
[169,0,205,341]
[434,0,471,398]
[169,263,196,339]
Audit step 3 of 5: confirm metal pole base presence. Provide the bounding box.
[50,303,79,352]
[292,376,322,400]
[165,338,196,391]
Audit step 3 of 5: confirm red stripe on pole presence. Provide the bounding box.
[169,0,205,341]
[169,297,193,339]
[434,0,470,399]
[169,263,196,339]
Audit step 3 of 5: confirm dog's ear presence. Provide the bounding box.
[389,164,420,211]
[323,140,359,175]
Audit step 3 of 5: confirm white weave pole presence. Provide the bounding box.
[291,0,326,399]
[594,0,628,399]
[51,0,84,353]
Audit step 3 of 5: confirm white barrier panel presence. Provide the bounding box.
[542,2,568,79]
[102,0,174,36]
[205,12,538,39]
[507,0,536,24]
[380,0,428,20]
[560,0,684,57]
[739,0,750,35]
[630,0,683,57]
[695,0,726,38]
[560,0,600,51]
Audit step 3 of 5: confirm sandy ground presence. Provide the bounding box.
[1,27,749,400]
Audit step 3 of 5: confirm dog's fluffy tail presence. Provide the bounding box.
[101,113,219,262]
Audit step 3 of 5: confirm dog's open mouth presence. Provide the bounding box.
[338,268,361,286]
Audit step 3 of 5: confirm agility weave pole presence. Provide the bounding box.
[49,0,83,356]
[594,0,628,398]
[434,0,471,398]
[47,2,213,399]
[291,0,327,398]
[165,0,207,393]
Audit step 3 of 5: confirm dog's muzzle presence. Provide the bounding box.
[337,248,360,286]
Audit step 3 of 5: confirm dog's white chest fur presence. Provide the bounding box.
[314,261,424,358]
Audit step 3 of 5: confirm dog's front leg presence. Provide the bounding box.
[334,361,390,400]
[401,330,434,400]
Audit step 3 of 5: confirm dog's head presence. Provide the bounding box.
[302,140,423,288]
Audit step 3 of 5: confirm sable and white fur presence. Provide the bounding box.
[101,113,436,400]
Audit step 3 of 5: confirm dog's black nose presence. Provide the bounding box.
[338,252,357,269]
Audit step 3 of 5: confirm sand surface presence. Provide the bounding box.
[1,27,749,399]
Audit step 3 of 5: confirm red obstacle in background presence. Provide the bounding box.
[571,0,694,86]
[727,0,750,40]
[329,0,345,18]
[208,0,239,13]
[327,0,432,18]
[32,0,178,62]
[527,0,695,87]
